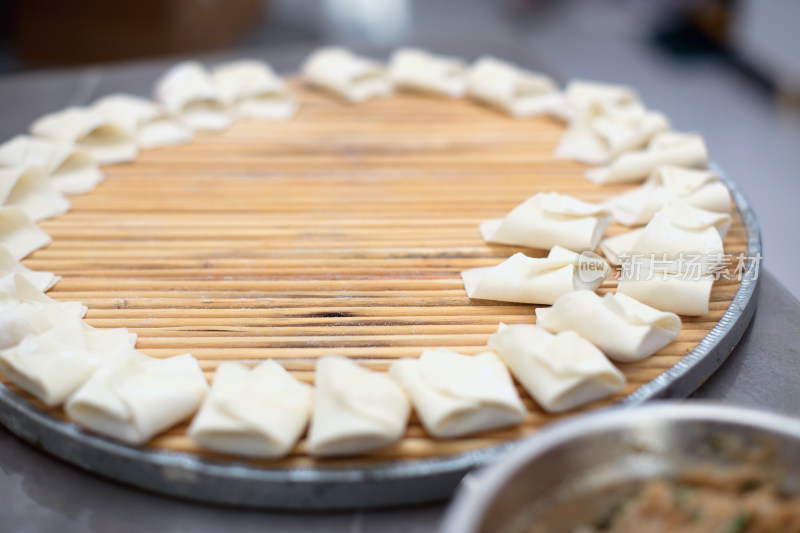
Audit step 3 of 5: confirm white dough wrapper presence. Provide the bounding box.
[606,165,732,226]
[0,135,104,195]
[390,349,526,438]
[93,93,194,149]
[66,351,209,445]
[307,356,410,457]
[0,300,85,351]
[480,192,612,252]
[301,47,391,104]
[599,228,645,266]
[1,272,52,305]
[189,361,313,459]
[0,164,70,221]
[586,131,709,185]
[389,48,467,99]
[30,107,138,165]
[0,273,87,349]
[82,321,138,353]
[567,80,638,103]
[0,245,59,291]
[488,323,625,412]
[630,201,731,273]
[155,61,231,132]
[535,290,681,363]
[0,272,80,309]
[617,261,714,316]
[0,318,135,407]
[461,246,610,305]
[466,56,558,118]
[555,100,669,165]
[548,79,640,121]
[0,207,52,259]
[211,60,298,121]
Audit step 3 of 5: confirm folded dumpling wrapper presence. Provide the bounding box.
[606,166,732,226]
[0,135,104,195]
[0,271,62,306]
[66,351,209,445]
[155,61,231,131]
[466,56,558,118]
[535,290,681,362]
[555,101,670,165]
[461,246,610,305]
[548,80,640,121]
[30,107,138,165]
[390,349,525,438]
[586,131,709,185]
[0,318,136,406]
[599,228,645,266]
[93,93,193,149]
[0,300,85,351]
[302,48,391,104]
[0,207,52,260]
[0,164,70,221]
[81,321,138,352]
[0,245,58,291]
[630,201,731,273]
[480,192,612,252]
[566,80,638,104]
[488,323,624,412]
[189,361,313,458]
[389,48,467,98]
[617,260,714,316]
[211,60,298,121]
[0,273,87,349]
[307,356,410,457]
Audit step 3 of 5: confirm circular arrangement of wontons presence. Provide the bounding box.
[0,47,749,463]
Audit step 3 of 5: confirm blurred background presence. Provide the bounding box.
[0,0,798,296]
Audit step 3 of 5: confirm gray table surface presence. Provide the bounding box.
[1,32,800,533]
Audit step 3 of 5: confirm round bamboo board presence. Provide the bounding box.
[0,85,761,509]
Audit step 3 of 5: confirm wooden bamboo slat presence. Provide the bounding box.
[8,85,747,467]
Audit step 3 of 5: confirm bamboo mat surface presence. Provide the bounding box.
[12,86,747,467]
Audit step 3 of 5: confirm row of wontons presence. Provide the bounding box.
[0,47,733,459]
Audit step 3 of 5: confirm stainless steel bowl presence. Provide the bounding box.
[440,402,800,533]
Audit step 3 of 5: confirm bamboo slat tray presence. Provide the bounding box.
[0,86,761,509]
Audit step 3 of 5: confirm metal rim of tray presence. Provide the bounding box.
[0,163,762,510]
